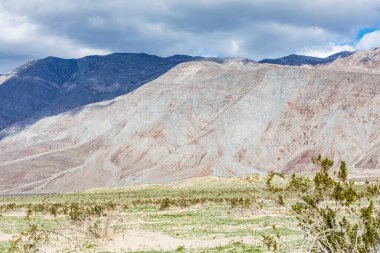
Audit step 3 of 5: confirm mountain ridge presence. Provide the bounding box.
[258,51,354,66]
[0,53,200,136]
[320,48,380,73]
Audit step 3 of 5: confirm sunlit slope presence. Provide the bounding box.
[0,56,379,193]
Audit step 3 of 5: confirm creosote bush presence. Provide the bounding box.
[261,224,281,252]
[8,210,49,253]
[266,155,380,253]
[159,198,171,210]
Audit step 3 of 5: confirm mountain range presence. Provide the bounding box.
[0,49,379,193]
[258,51,354,66]
[0,51,359,136]
[0,53,198,135]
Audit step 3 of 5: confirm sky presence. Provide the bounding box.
[0,0,380,72]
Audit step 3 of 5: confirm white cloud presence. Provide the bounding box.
[299,30,380,57]
[299,43,355,58]
[356,30,380,50]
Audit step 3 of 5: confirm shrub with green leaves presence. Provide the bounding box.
[266,155,380,253]
[159,198,171,210]
[8,210,49,253]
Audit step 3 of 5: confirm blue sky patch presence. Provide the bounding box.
[356,28,377,41]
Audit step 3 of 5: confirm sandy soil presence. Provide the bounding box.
[34,227,259,252]
[98,229,257,252]
[0,231,13,242]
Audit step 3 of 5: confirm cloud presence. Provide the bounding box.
[299,30,380,57]
[356,30,380,50]
[0,2,110,71]
[299,44,356,58]
[0,0,379,72]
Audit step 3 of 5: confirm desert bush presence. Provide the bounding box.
[266,172,285,193]
[48,203,62,217]
[178,197,188,209]
[3,203,17,212]
[261,225,281,252]
[175,245,185,252]
[7,210,49,253]
[122,203,129,210]
[66,202,124,243]
[229,197,252,208]
[68,202,83,221]
[66,202,114,221]
[159,198,171,210]
[266,155,380,253]
[244,174,260,183]
[83,214,124,241]
[286,173,311,192]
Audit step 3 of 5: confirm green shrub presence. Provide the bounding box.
[267,155,380,253]
[159,198,171,210]
[8,211,49,253]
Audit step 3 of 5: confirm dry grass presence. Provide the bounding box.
[0,175,377,252]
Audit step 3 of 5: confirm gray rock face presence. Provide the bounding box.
[0,53,198,134]
[0,51,378,193]
[259,51,354,66]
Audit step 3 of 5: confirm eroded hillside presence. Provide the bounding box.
[0,52,379,193]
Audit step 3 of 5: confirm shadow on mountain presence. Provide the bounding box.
[0,53,200,139]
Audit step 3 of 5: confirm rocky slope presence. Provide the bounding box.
[0,51,379,193]
[0,53,198,134]
[321,48,380,73]
[259,51,353,66]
